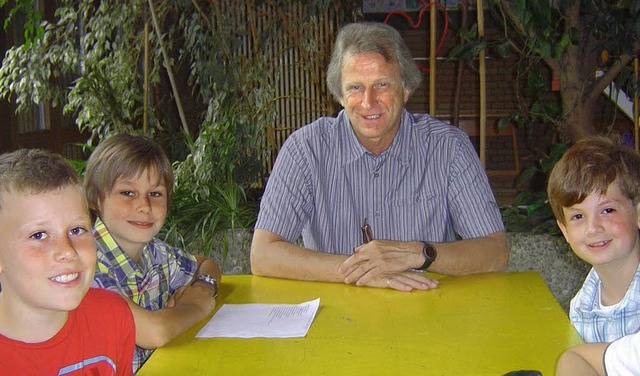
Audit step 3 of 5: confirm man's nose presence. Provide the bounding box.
[361,87,376,109]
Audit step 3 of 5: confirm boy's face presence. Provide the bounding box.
[0,185,96,316]
[98,168,168,257]
[558,184,640,268]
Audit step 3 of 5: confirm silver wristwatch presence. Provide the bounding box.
[195,274,218,298]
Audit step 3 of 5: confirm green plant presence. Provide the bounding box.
[161,179,257,259]
[450,1,640,142]
[500,142,569,235]
[0,1,353,262]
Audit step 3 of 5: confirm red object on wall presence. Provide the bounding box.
[384,0,449,73]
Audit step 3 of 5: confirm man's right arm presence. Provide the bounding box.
[250,229,347,282]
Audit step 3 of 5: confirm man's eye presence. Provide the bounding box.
[376,82,388,89]
[30,231,48,240]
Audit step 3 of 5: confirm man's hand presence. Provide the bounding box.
[367,271,439,291]
[338,239,425,285]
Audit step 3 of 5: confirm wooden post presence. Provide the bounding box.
[635,57,639,151]
[477,0,486,167]
[429,1,437,114]
[143,22,149,134]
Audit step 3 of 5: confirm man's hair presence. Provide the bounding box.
[0,149,80,211]
[84,133,174,216]
[326,22,422,103]
[547,136,640,224]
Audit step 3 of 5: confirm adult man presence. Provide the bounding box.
[251,22,508,291]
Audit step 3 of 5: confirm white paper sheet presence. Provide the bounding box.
[195,298,320,338]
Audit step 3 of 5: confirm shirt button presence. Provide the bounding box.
[374,172,379,178]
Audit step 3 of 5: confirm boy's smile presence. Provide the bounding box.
[98,168,168,261]
[0,185,96,319]
[558,184,640,270]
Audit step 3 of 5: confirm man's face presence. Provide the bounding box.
[339,52,410,155]
[0,185,96,319]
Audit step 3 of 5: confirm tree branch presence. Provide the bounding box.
[497,0,558,72]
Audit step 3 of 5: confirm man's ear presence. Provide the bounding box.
[557,219,569,242]
[403,88,410,104]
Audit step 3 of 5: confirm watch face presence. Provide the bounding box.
[425,244,436,258]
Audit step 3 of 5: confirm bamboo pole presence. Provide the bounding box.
[635,57,638,151]
[143,22,149,134]
[147,0,190,136]
[477,0,486,167]
[429,1,436,114]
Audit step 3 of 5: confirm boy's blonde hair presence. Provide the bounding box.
[0,149,80,211]
[84,133,174,217]
[548,136,640,225]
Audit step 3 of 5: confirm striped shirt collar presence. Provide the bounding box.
[340,108,413,167]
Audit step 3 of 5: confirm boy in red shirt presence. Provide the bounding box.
[0,149,135,375]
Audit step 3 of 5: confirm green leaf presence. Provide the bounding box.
[447,39,487,60]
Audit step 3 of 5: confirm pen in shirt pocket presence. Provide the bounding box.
[362,218,373,243]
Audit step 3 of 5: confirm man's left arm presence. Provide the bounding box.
[339,230,508,285]
[422,230,508,274]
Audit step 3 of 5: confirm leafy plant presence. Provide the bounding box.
[0,1,353,264]
[500,142,569,236]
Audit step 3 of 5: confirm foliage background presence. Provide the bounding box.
[0,0,357,262]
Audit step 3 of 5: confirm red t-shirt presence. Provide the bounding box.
[0,288,135,376]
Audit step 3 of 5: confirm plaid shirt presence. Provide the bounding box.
[570,265,640,343]
[91,218,198,373]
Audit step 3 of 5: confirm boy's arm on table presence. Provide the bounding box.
[555,343,607,376]
[127,284,216,349]
[194,255,222,281]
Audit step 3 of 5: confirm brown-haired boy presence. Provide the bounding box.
[85,133,221,372]
[548,136,640,343]
[0,149,135,375]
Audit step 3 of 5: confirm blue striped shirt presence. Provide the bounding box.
[255,109,504,254]
[570,265,640,343]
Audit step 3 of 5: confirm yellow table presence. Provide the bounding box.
[137,272,582,375]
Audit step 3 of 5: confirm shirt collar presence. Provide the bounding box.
[340,108,413,167]
[94,217,149,277]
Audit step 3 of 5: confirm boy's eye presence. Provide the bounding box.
[69,227,87,236]
[30,231,48,240]
[602,207,615,214]
[120,191,135,197]
[569,213,583,221]
[148,191,163,198]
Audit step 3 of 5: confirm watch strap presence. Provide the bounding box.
[195,274,218,298]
